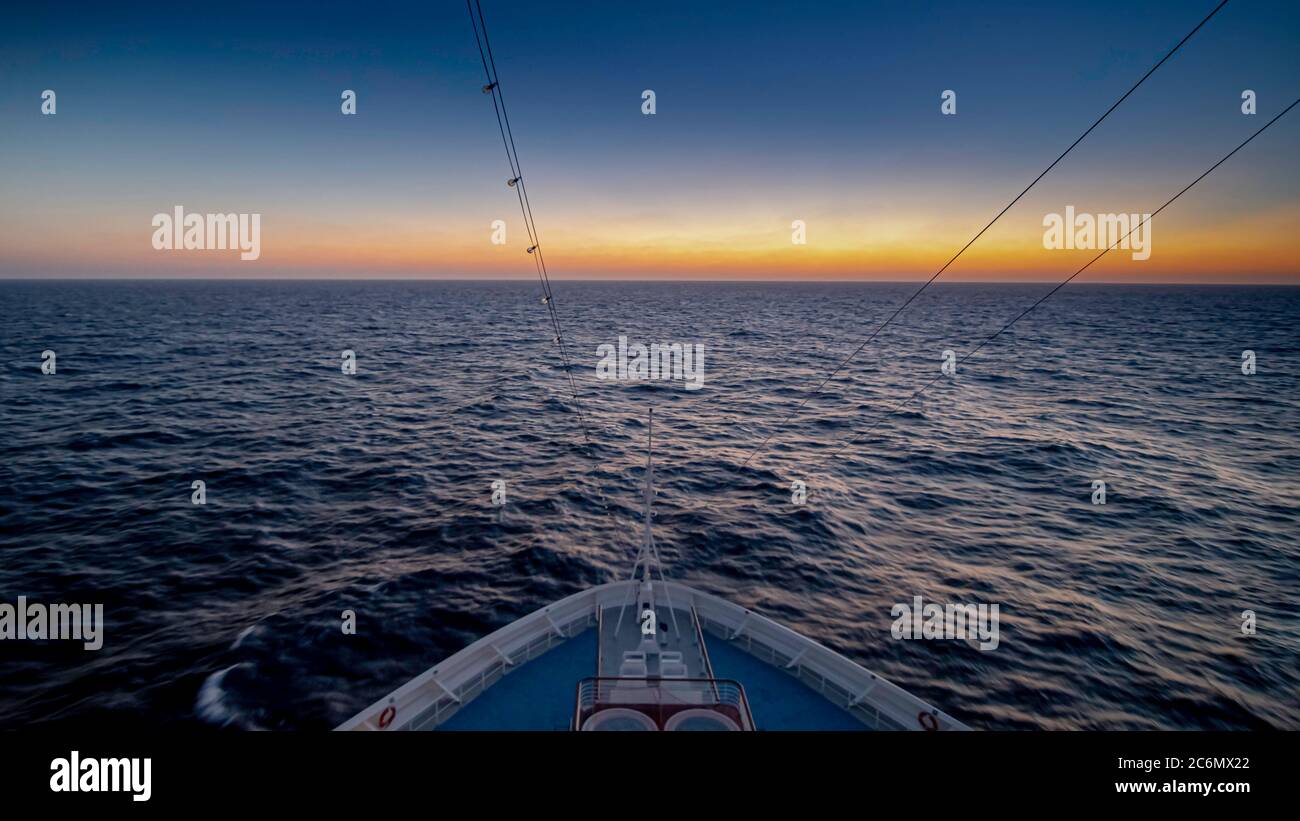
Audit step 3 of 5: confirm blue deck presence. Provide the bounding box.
[439,628,597,731]
[435,624,866,731]
[705,638,865,730]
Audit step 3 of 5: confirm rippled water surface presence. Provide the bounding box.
[0,280,1296,730]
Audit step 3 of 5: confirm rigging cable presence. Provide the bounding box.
[739,0,1232,471]
[818,95,1300,469]
[468,1,626,525]
[467,0,594,451]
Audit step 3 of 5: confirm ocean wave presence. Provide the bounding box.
[0,280,1296,731]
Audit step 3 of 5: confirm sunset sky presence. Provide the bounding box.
[1,0,1297,282]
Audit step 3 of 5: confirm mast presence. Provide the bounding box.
[614,408,679,638]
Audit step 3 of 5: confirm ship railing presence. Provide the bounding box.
[339,585,605,731]
[664,580,970,731]
[339,579,967,731]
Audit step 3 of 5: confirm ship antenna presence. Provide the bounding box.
[614,409,680,637]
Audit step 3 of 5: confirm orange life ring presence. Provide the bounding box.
[378,705,397,729]
[918,711,939,731]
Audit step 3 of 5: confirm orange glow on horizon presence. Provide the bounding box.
[2,203,1297,283]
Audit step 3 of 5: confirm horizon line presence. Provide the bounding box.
[2,276,1298,287]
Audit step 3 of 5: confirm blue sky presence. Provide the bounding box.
[1,0,1297,280]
